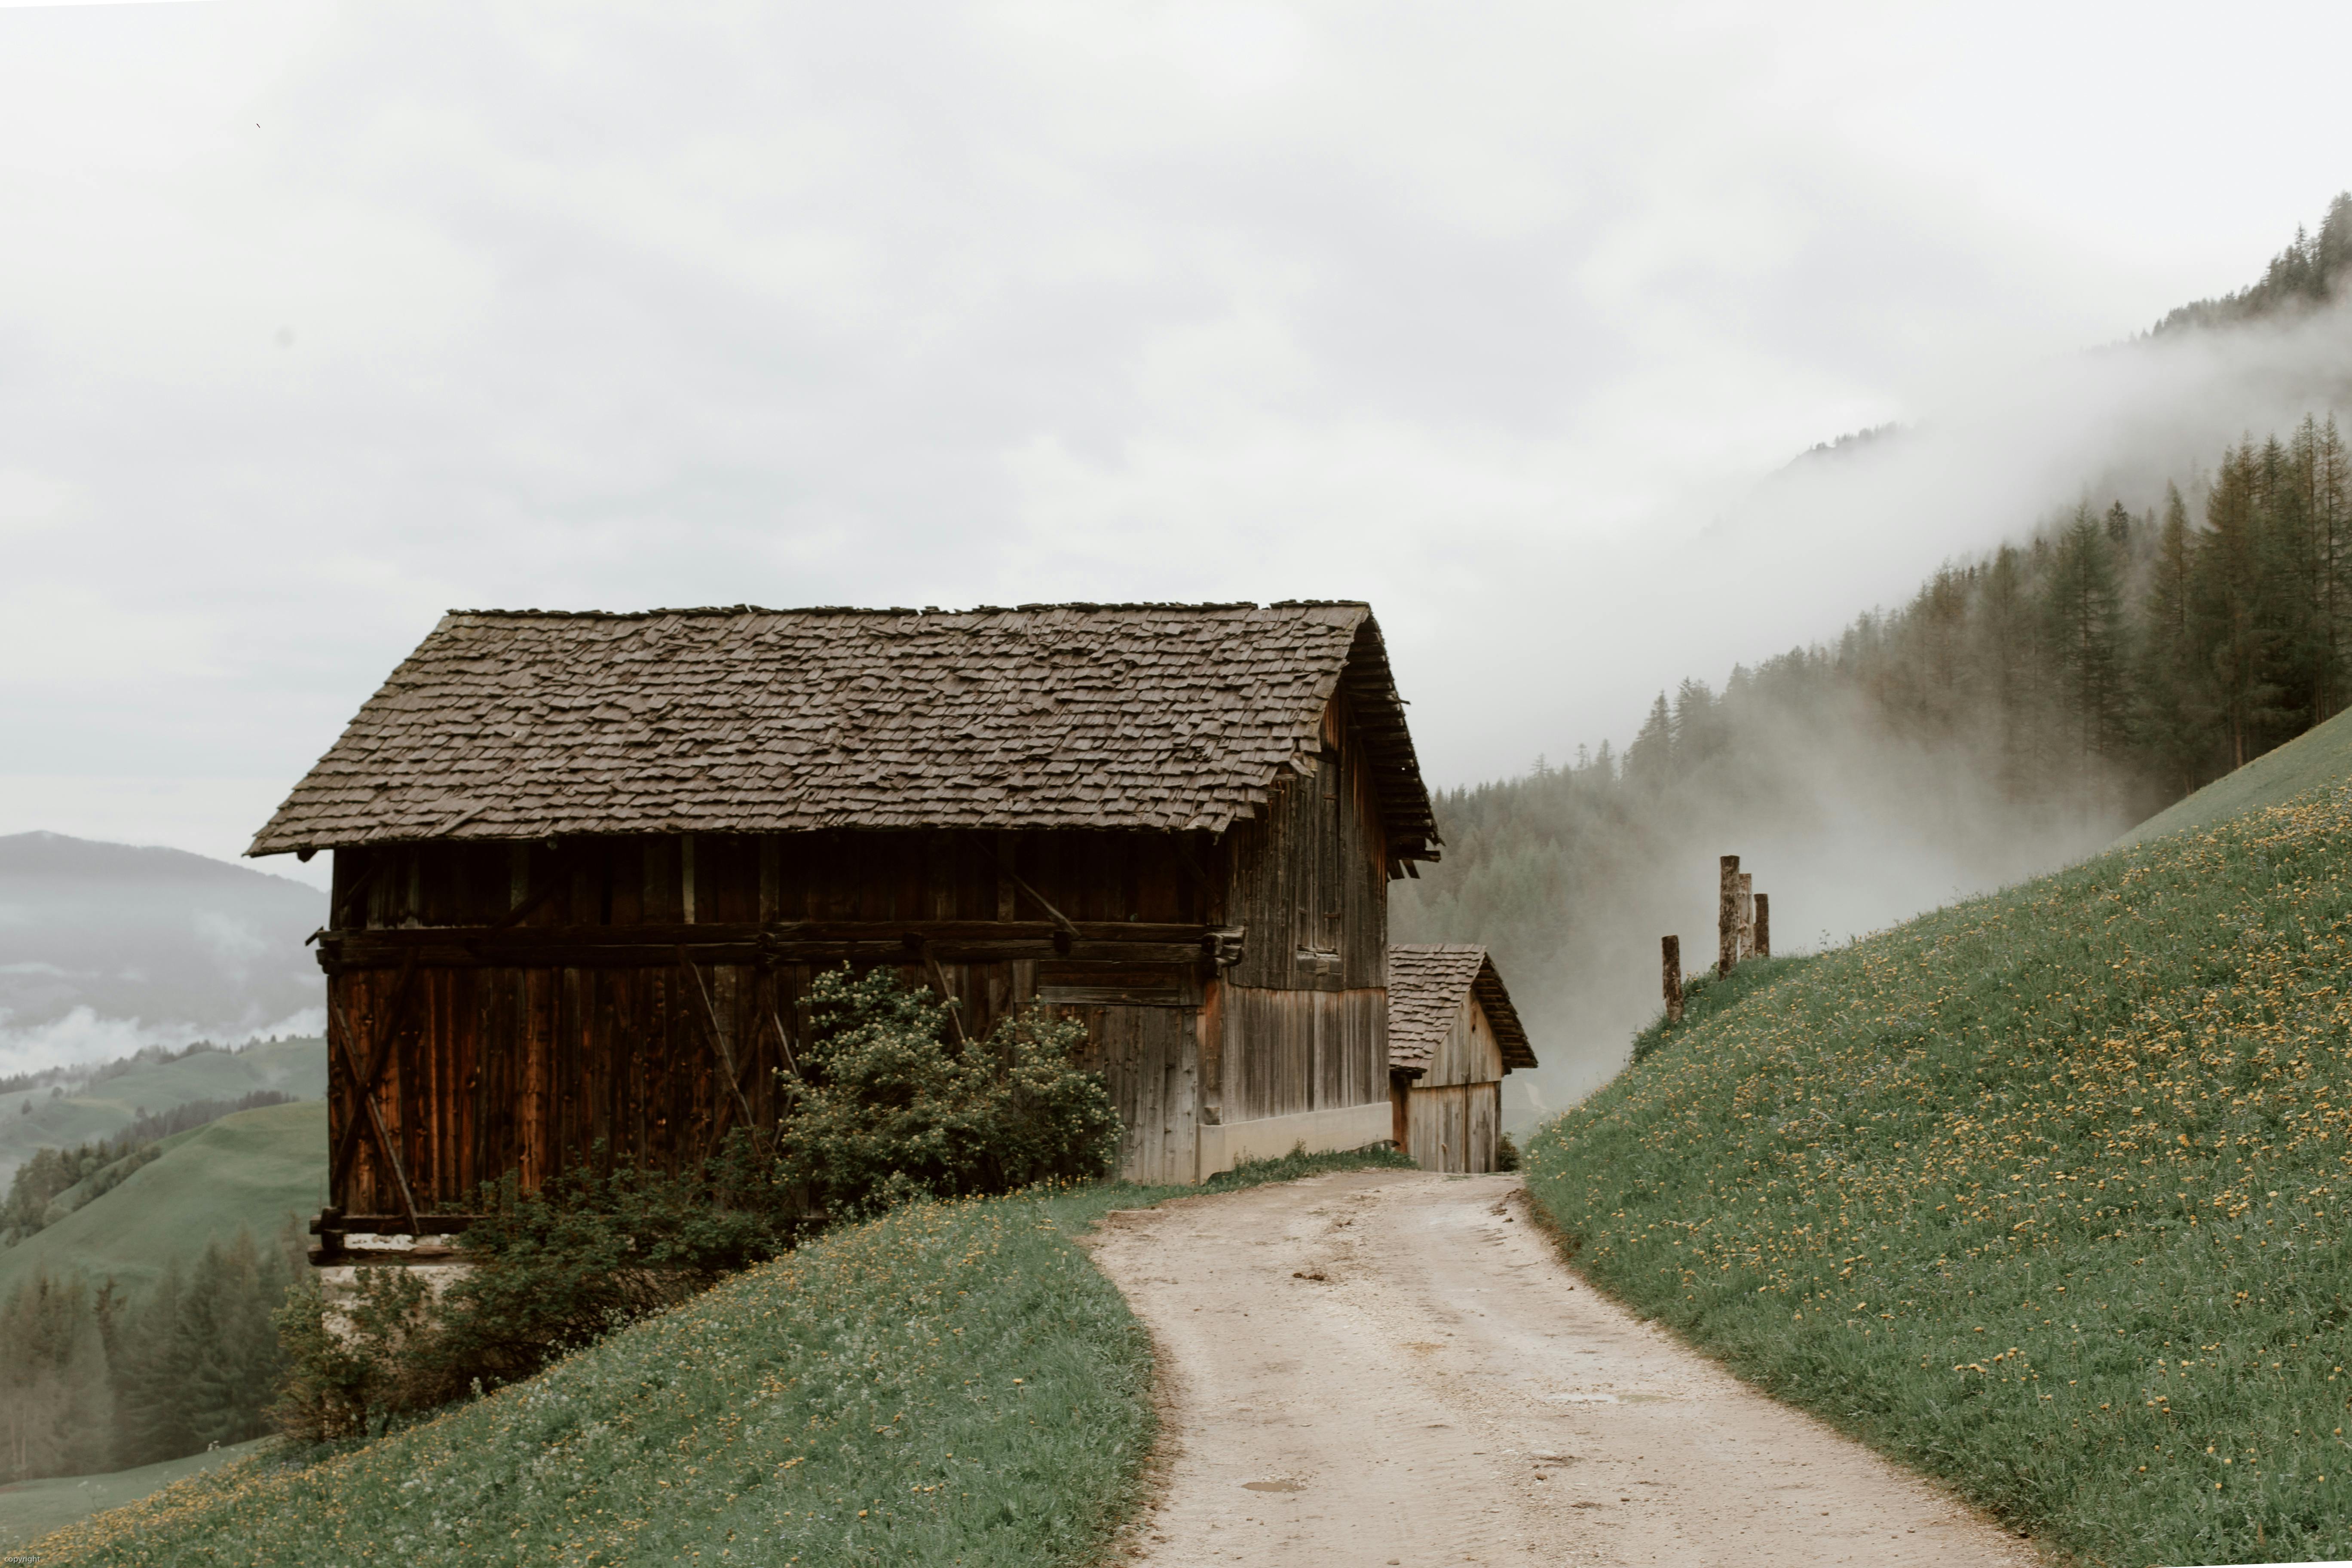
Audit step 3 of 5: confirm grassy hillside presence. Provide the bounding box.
[0,1101,325,1298]
[1528,780,2352,1568]
[0,1442,266,1550]
[0,1037,325,1183]
[30,1147,1408,1568]
[2121,704,2352,848]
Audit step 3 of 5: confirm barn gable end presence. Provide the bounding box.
[252,602,1436,1251]
[1386,944,1537,1173]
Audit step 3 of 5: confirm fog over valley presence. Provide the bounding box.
[0,833,323,1077]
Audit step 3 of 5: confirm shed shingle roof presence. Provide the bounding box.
[1387,944,1537,1075]
[248,601,1437,857]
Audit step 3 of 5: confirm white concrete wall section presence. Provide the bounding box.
[1196,1101,1394,1180]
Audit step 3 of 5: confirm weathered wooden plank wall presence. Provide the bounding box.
[1403,1081,1501,1173]
[1210,693,1390,1127]
[322,690,1396,1217]
[347,828,1218,935]
[1054,1003,1199,1184]
[1420,997,1505,1090]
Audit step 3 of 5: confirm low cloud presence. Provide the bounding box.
[0,1004,324,1081]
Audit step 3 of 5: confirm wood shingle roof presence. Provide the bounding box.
[1387,944,1537,1075]
[248,601,1438,858]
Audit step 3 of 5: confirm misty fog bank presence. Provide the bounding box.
[1396,690,2127,1118]
[0,833,325,1077]
[1405,279,2352,1119]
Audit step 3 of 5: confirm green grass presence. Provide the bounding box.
[1630,954,1823,1063]
[1525,778,2352,1567]
[0,1038,326,1183]
[24,1145,1411,1568]
[2120,704,2352,848]
[0,1101,326,1299]
[0,1443,267,1551]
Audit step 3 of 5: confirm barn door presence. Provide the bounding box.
[1119,1007,1199,1184]
[1061,1003,1201,1185]
[1467,1082,1499,1174]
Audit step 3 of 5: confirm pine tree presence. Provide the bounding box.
[1671,680,1720,772]
[2308,415,2352,719]
[2045,504,2129,803]
[0,1270,113,1482]
[175,1231,291,1449]
[107,1259,193,1467]
[1973,545,2048,795]
[1625,694,1673,791]
[2135,484,2209,793]
[2194,443,2278,768]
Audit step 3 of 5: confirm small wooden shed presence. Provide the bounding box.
[247,602,1439,1253]
[1386,945,1536,1173]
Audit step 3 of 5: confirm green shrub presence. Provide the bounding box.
[273,1131,801,1439]
[1494,1131,1520,1172]
[268,1263,431,1443]
[781,966,1123,1219]
[273,968,1121,1436]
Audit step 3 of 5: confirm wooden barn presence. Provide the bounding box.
[1385,945,1536,1173]
[246,602,1439,1256]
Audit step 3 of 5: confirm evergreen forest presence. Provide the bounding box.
[0,1088,308,1485]
[1400,197,2352,1107]
[0,1228,302,1483]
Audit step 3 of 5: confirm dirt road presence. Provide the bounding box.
[1087,1169,2040,1568]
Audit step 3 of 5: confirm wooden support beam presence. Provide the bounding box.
[327,997,423,1237]
[310,1213,479,1236]
[1661,935,1683,1024]
[1717,855,1741,978]
[910,937,970,1049]
[493,873,569,930]
[315,919,1221,971]
[328,952,422,1210]
[1753,893,1771,959]
[1737,872,1755,961]
[678,946,760,1133]
[986,836,1081,951]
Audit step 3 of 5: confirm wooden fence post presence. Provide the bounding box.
[1754,893,1771,959]
[1737,872,1754,961]
[1717,855,1740,977]
[1661,935,1683,1023]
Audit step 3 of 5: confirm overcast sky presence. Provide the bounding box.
[5,0,2351,891]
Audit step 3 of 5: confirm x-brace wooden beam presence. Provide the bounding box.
[678,946,760,1136]
[328,951,421,1208]
[328,996,425,1237]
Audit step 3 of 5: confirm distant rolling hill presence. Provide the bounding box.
[0,831,326,1063]
[2118,703,2352,847]
[0,1100,326,1299]
[0,1035,324,1185]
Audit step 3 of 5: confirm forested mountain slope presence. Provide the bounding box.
[2121,700,2352,847]
[0,1099,323,1299]
[0,1102,322,1484]
[1401,194,2352,1113]
[2155,193,2352,334]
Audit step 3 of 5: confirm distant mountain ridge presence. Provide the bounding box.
[1404,191,2352,1102]
[0,832,325,1062]
[2155,192,2352,335]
